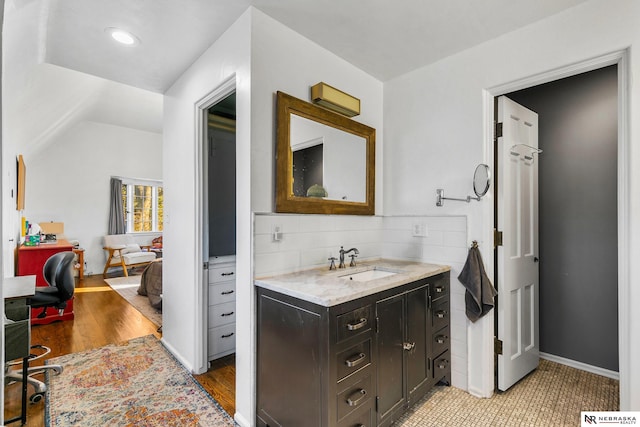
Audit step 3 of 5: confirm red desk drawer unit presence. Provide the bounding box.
[17,239,75,325]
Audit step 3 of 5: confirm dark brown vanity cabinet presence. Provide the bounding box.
[256,272,450,427]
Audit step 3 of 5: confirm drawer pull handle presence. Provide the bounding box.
[221,332,234,338]
[347,318,367,331]
[221,272,234,276]
[221,311,234,317]
[403,342,416,351]
[346,389,367,407]
[434,286,444,293]
[221,290,235,295]
[437,359,449,369]
[436,310,447,318]
[435,335,448,344]
[345,352,367,368]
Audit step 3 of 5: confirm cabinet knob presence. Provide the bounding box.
[435,335,448,344]
[436,310,447,319]
[403,342,416,351]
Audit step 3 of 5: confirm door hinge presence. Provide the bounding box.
[203,261,209,270]
[495,338,503,355]
[495,122,503,139]
[494,229,503,247]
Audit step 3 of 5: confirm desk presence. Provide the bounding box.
[3,276,36,425]
[17,239,75,325]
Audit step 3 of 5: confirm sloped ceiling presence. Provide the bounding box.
[3,0,589,155]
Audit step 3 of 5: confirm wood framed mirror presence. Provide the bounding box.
[275,91,375,215]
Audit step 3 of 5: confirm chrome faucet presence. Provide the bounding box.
[339,246,359,268]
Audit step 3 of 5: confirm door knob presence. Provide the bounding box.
[534,257,539,263]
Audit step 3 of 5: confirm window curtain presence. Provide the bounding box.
[108,177,125,234]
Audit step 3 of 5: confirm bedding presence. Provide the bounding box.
[138,259,162,310]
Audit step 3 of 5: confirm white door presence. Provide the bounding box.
[496,96,540,391]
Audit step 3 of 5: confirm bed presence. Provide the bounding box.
[138,259,162,310]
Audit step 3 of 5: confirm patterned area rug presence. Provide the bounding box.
[105,275,162,326]
[45,335,236,427]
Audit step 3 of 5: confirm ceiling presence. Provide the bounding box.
[3,0,589,156]
[9,0,588,94]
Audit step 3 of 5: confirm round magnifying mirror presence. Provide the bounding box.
[473,164,491,198]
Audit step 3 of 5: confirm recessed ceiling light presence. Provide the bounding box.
[105,27,140,46]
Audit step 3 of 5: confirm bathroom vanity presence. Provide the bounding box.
[255,260,451,427]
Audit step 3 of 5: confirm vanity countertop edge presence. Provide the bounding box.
[254,259,451,307]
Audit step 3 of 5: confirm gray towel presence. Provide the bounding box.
[458,246,498,322]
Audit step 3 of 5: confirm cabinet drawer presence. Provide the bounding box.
[208,323,236,357]
[208,301,236,327]
[337,305,372,343]
[432,298,449,332]
[209,282,236,305]
[433,350,450,381]
[208,264,236,284]
[337,403,373,427]
[430,278,448,301]
[337,339,371,382]
[5,300,30,361]
[337,374,372,421]
[432,327,449,358]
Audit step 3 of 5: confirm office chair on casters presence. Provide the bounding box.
[4,251,75,403]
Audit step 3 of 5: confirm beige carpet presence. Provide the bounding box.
[104,275,162,327]
[396,359,619,426]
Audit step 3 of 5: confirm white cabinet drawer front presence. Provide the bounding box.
[209,282,236,305]
[208,264,236,284]
[208,323,236,356]
[209,301,236,327]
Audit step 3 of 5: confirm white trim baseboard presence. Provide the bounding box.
[540,352,619,381]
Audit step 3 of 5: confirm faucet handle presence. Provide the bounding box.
[349,254,358,267]
[328,256,337,270]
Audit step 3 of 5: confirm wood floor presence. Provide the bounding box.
[4,273,235,426]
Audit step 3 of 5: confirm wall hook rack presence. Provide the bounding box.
[510,144,543,163]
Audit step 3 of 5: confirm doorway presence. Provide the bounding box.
[493,64,620,391]
[197,87,237,416]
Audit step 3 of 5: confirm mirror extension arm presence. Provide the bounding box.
[436,189,481,206]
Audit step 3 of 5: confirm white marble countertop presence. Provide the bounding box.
[255,259,450,307]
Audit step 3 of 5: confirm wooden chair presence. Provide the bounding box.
[102,235,157,277]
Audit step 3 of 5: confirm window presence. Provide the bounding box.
[120,178,163,232]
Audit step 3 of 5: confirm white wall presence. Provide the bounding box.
[384,0,640,408]
[161,7,252,425]
[24,121,162,274]
[163,7,384,425]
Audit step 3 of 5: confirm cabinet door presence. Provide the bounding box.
[406,285,429,401]
[376,293,405,423]
[257,294,323,427]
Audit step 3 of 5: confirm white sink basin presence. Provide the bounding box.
[340,268,399,282]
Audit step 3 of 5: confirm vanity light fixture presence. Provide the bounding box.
[105,27,140,46]
[310,82,360,117]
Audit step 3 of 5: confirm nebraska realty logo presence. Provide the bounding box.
[582,412,639,426]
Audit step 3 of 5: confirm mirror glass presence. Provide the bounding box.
[291,114,367,202]
[276,91,375,215]
[473,164,491,198]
